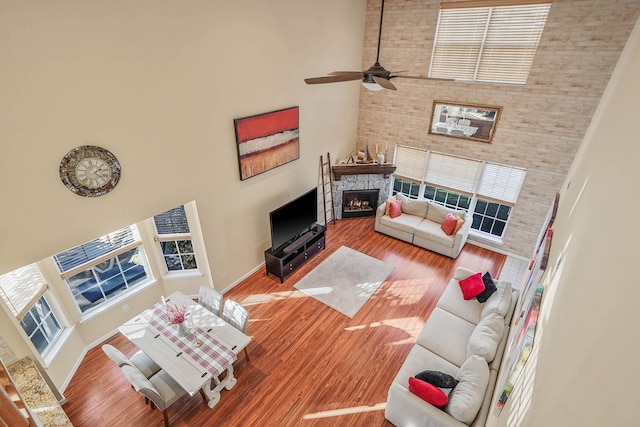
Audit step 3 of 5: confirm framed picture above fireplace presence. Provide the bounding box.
[234,106,300,180]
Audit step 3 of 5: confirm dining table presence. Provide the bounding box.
[118,290,251,408]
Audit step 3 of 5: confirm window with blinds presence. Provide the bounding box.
[394,145,428,182]
[0,264,62,356]
[478,162,527,204]
[154,205,190,234]
[429,1,551,84]
[424,152,482,194]
[154,205,198,272]
[54,226,141,274]
[392,145,526,239]
[0,264,48,319]
[53,225,150,314]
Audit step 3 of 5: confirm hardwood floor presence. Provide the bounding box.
[62,217,506,426]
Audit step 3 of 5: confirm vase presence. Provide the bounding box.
[377,153,385,164]
[176,322,188,337]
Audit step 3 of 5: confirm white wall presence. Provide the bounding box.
[488,13,640,427]
[0,0,365,391]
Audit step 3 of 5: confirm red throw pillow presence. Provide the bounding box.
[440,213,458,235]
[458,272,486,300]
[389,199,402,219]
[408,377,449,407]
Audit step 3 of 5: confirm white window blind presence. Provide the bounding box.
[394,145,428,181]
[424,152,482,194]
[430,7,490,81]
[430,1,551,84]
[477,162,526,204]
[0,264,48,319]
[53,225,141,274]
[154,206,190,235]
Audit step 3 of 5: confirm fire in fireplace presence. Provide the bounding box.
[342,189,380,218]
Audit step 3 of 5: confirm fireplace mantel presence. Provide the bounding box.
[332,164,396,181]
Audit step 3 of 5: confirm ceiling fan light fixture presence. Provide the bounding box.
[362,74,383,91]
[362,81,384,91]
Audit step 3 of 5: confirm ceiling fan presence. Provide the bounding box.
[304,0,450,91]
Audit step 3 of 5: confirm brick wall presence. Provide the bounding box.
[356,0,640,257]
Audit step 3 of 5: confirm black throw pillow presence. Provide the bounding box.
[415,370,459,389]
[476,272,498,303]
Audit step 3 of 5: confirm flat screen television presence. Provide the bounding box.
[269,188,318,252]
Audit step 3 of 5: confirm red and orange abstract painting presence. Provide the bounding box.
[234,106,299,180]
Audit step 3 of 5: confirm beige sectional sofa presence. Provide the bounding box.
[385,267,518,427]
[375,194,471,258]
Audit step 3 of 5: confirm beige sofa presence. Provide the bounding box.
[375,194,471,258]
[385,267,518,427]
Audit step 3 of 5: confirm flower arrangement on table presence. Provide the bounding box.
[164,302,188,325]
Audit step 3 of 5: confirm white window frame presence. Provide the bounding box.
[19,294,63,358]
[429,1,552,84]
[152,205,199,275]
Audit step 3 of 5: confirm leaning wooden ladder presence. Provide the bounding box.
[319,153,336,227]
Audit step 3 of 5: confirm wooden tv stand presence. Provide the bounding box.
[264,224,326,283]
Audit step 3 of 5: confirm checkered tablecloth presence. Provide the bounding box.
[143,303,236,377]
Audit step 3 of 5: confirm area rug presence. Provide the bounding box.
[294,245,394,318]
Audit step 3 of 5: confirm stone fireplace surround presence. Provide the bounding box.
[332,165,394,220]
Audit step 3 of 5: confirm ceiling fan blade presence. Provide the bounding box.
[373,76,397,90]
[304,74,364,84]
[305,0,455,91]
[329,71,364,76]
[390,75,455,82]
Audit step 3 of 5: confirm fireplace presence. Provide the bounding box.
[342,189,379,218]
[331,164,393,220]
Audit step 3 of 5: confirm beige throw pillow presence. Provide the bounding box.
[384,199,393,216]
[467,313,505,362]
[480,281,513,319]
[453,214,465,235]
[395,193,429,217]
[445,355,490,424]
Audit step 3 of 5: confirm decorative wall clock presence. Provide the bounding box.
[59,145,121,197]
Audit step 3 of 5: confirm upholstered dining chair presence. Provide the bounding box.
[222,299,250,361]
[198,285,223,317]
[102,344,160,378]
[121,364,204,427]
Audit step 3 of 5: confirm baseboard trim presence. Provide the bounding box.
[59,328,120,394]
[221,262,265,294]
